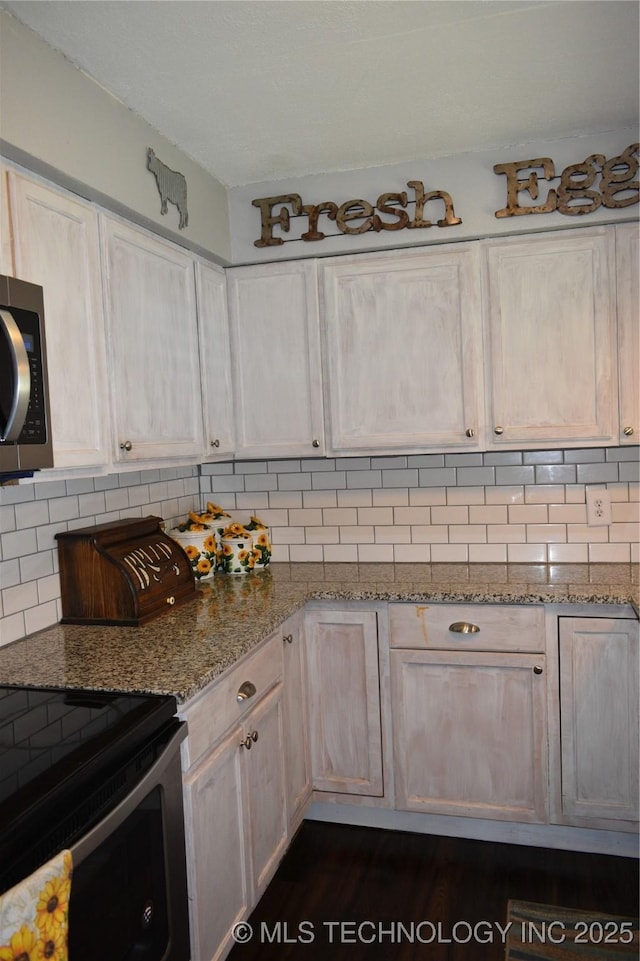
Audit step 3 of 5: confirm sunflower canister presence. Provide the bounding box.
[168,503,230,581]
[218,522,255,574]
[245,515,271,568]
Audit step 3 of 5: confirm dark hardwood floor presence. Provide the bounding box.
[228,821,639,960]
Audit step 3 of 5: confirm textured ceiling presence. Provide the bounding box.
[1,0,638,187]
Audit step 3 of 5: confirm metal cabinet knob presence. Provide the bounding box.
[283,633,293,644]
[533,665,543,675]
[623,426,634,436]
[211,438,220,448]
[465,428,475,438]
[449,621,480,634]
[236,681,257,702]
[120,440,133,451]
[494,426,504,436]
[240,730,259,749]
[312,439,320,448]
[166,596,175,606]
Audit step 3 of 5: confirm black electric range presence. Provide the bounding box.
[0,683,179,893]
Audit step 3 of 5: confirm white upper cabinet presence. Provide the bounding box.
[101,215,204,464]
[483,228,617,448]
[615,223,639,445]
[226,260,325,458]
[5,169,111,469]
[320,245,484,454]
[195,260,235,459]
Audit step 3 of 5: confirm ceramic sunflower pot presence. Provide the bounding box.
[218,522,255,574]
[245,515,272,568]
[168,526,217,581]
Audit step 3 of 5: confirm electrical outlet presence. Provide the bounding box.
[586,487,612,526]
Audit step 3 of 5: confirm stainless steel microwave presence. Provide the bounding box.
[0,274,53,475]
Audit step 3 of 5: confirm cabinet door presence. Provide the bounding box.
[6,169,111,469]
[616,223,640,445]
[240,683,288,901]
[183,727,248,961]
[101,215,203,463]
[559,617,639,824]
[305,609,383,796]
[281,613,311,829]
[196,260,235,458]
[484,228,617,447]
[321,245,483,453]
[391,649,548,822]
[227,260,324,457]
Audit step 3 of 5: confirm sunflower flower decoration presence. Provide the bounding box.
[245,515,272,568]
[0,850,72,961]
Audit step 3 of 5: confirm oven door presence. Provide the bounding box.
[69,721,190,961]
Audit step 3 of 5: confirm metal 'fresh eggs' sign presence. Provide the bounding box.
[251,144,638,248]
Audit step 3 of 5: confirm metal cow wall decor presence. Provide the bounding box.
[146,147,189,229]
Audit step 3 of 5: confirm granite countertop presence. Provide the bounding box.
[0,562,637,704]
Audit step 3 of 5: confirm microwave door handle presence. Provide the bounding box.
[0,308,30,442]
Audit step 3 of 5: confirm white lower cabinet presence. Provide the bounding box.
[558,616,639,827]
[389,602,549,822]
[305,608,384,796]
[391,648,548,822]
[181,634,288,961]
[281,612,312,829]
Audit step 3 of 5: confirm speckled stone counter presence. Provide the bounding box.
[0,562,637,703]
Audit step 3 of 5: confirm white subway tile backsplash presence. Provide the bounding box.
[341,525,374,544]
[488,523,526,543]
[507,543,547,563]
[305,527,339,544]
[526,524,567,543]
[375,525,411,544]
[548,543,589,563]
[2,528,37,560]
[394,506,431,525]
[508,504,548,524]
[337,490,372,508]
[0,447,637,645]
[432,505,469,525]
[0,506,16,533]
[0,611,26,645]
[14,499,49,529]
[469,544,507,563]
[289,508,323,526]
[589,543,631,562]
[302,491,337,508]
[485,486,525,505]
[24,600,59,636]
[358,507,393,525]
[3,580,38,615]
[373,488,409,507]
[409,488,447,506]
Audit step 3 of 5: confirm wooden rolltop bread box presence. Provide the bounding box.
[56,516,196,626]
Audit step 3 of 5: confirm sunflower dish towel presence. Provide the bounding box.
[0,849,72,961]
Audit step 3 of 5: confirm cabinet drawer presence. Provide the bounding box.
[182,631,284,769]
[389,603,544,652]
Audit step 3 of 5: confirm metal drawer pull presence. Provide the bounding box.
[533,665,543,675]
[236,681,257,702]
[240,730,259,750]
[449,621,480,634]
[283,633,293,644]
[623,426,634,436]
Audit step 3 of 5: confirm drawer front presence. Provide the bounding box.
[182,631,284,769]
[389,603,544,652]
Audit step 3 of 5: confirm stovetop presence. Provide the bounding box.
[0,683,179,892]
